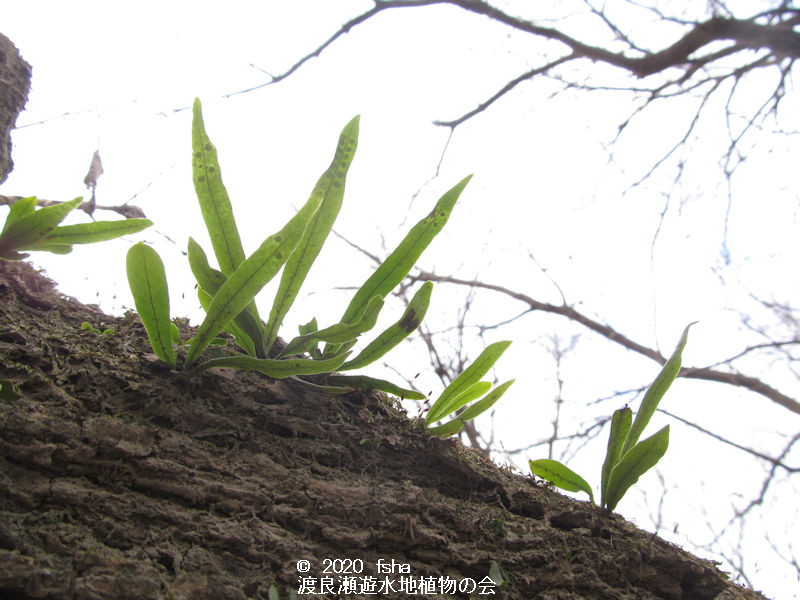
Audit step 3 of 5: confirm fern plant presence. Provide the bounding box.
[0,196,151,261]
[126,99,508,422]
[529,324,694,511]
[425,341,515,436]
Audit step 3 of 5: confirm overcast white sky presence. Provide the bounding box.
[3,2,799,598]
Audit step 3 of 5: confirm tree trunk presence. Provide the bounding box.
[0,32,31,185]
[0,260,768,600]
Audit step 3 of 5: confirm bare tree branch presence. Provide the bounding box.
[436,2,800,76]
[659,408,799,472]
[251,1,800,124]
[408,269,800,415]
[432,54,577,128]
[222,4,389,99]
[216,1,799,204]
[0,195,146,219]
[702,431,800,544]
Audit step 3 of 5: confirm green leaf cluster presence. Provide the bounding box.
[425,341,515,437]
[125,99,474,400]
[81,321,115,336]
[529,323,694,511]
[0,197,152,261]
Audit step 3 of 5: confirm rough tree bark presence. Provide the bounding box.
[0,32,771,600]
[0,260,770,600]
[0,32,31,185]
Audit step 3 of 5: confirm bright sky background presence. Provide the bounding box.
[3,2,799,598]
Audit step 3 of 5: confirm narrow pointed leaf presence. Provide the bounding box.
[426,340,511,424]
[28,244,73,255]
[428,420,465,437]
[340,281,433,371]
[335,176,472,331]
[290,377,353,395]
[323,338,358,359]
[605,425,670,511]
[622,324,694,455]
[326,375,426,400]
[600,407,632,508]
[192,98,246,276]
[428,380,514,437]
[0,197,82,257]
[282,295,383,357]
[529,459,594,503]
[458,379,515,421]
[126,242,176,369]
[197,287,256,356]
[434,380,492,418]
[188,237,265,356]
[188,236,228,292]
[169,322,183,345]
[184,193,323,367]
[1,196,37,234]
[297,318,321,357]
[298,318,318,336]
[263,116,359,352]
[196,351,350,378]
[41,218,152,245]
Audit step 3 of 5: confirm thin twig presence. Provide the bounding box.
[408,269,800,415]
[0,195,146,219]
